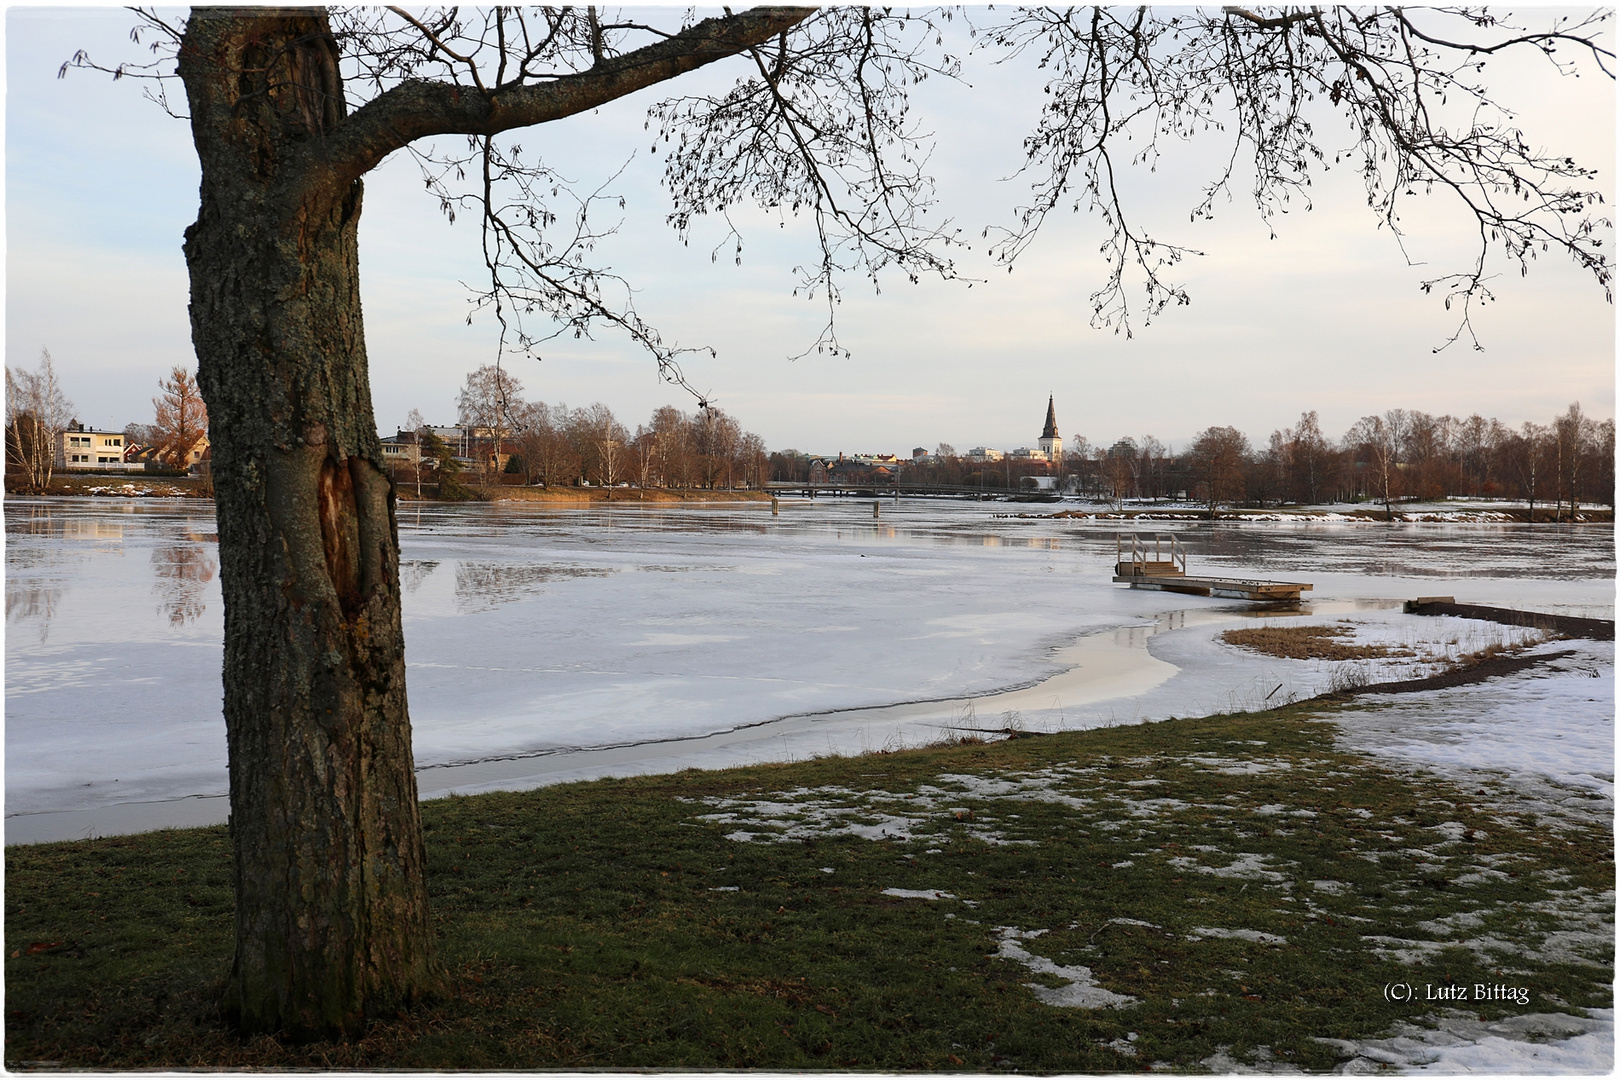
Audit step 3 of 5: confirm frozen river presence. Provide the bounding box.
[5,496,1614,842]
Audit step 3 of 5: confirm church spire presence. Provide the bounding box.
[1041,394,1059,440]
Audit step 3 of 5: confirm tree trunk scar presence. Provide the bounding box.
[318,455,362,618]
[340,180,362,227]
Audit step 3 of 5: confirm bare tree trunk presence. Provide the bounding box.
[179,10,436,1038]
[1380,456,1394,522]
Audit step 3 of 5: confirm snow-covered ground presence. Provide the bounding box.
[1340,639,1615,828]
[1315,1009,1615,1074]
[5,497,1613,842]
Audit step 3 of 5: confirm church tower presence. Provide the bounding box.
[1038,394,1061,461]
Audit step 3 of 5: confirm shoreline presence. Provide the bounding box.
[10,601,1607,846]
[1031,506,1614,524]
[6,483,1609,523]
[6,616,1184,845]
[4,477,771,503]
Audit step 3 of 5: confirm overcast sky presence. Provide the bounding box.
[6,6,1615,455]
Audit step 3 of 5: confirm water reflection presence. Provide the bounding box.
[454,561,613,613]
[5,581,62,640]
[6,502,64,536]
[401,560,440,594]
[64,518,126,541]
[151,541,217,626]
[7,506,74,641]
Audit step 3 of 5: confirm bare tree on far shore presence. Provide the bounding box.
[1346,414,1405,521]
[457,365,524,484]
[1188,426,1250,518]
[5,348,74,492]
[585,403,629,493]
[1503,422,1554,522]
[1553,403,1596,520]
[153,365,209,472]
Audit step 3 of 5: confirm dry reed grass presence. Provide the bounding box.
[1218,624,1409,662]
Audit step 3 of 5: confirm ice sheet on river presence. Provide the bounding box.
[5,498,1613,839]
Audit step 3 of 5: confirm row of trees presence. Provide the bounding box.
[774,403,1615,517]
[407,365,770,492]
[1196,405,1615,518]
[10,348,1613,517]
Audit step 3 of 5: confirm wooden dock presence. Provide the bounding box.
[1112,533,1312,603]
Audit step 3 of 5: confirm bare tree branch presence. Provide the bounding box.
[984,6,1613,345]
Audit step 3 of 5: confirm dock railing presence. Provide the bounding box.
[1115,533,1187,578]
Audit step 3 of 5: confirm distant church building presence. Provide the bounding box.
[1038,395,1062,462]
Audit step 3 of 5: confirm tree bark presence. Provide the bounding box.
[179,10,436,1037]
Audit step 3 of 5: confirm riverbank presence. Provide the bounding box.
[1034,505,1614,524]
[5,599,1587,846]
[13,477,1605,520]
[6,474,212,498]
[400,486,771,504]
[6,475,772,503]
[5,694,1610,1070]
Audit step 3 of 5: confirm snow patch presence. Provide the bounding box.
[1167,852,1289,882]
[882,888,955,901]
[1188,927,1289,946]
[993,927,1136,1010]
[1318,1008,1612,1074]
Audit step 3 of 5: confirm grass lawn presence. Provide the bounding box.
[6,698,1612,1070]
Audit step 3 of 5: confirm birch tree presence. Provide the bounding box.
[5,348,74,492]
[456,364,524,483]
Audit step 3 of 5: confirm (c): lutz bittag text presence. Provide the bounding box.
[1384,982,1530,1005]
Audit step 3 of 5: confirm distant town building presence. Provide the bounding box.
[380,429,423,468]
[386,424,510,473]
[1039,395,1062,462]
[966,447,1005,462]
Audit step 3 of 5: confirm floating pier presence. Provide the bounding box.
[1113,533,1312,603]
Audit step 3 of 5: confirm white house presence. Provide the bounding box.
[57,424,138,472]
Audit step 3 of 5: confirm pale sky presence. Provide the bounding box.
[6,6,1615,456]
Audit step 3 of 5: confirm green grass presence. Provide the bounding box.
[6,701,1612,1070]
